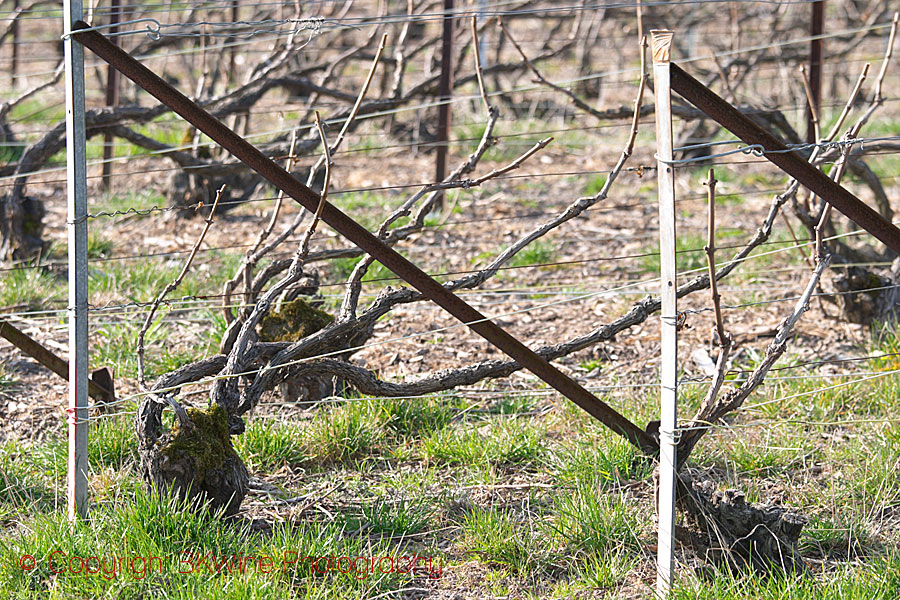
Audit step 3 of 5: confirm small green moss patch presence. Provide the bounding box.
[257,298,334,343]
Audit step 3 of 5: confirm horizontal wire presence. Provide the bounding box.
[3,92,896,198]
[1,135,881,216]
[0,13,889,103]
[5,256,886,320]
[70,237,888,411]
[2,233,806,316]
[656,135,900,167]
[70,363,900,424]
[12,156,877,284]
[0,25,850,51]
[3,53,883,128]
[0,18,885,104]
[738,369,900,413]
[0,0,826,22]
[2,202,893,319]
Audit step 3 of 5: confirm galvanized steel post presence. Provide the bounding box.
[63,0,90,520]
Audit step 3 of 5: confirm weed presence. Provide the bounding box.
[92,189,166,216]
[329,256,393,285]
[377,396,460,439]
[0,442,57,521]
[641,232,708,274]
[305,400,385,465]
[358,497,432,536]
[554,438,651,487]
[573,550,635,590]
[508,240,557,269]
[88,416,139,470]
[0,266,64,310]
[486,394,536,416]
[671,553,900,599]
[549,481,642,555]
[422,418,544,465]
[87,234,114,259]
[461,508,542,574]
[234,419,305,471]
[584,174,608,197]
[0,361,18,391]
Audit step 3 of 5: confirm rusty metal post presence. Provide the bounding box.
[434,0,454,211]
[101,0,122,190]
[228,0,239,82]
[10,0,18,89]
[669,62,900,255]
[807,1,825,143]
[72,22,658,453]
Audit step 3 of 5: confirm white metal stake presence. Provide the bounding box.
[64,0,89,520]
[651,29,677,597]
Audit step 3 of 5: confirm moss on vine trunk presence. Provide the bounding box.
[141,403,249,517]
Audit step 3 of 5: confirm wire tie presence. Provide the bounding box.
[61,18,162,41]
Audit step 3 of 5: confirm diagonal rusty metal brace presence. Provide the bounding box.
[0,319,115,406]
[670,63,900,255]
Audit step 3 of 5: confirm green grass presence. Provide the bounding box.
[1,270,899,600]
[90,259,202,302]
[486,394,536,416]
[0,140,23,164]
[377,396,462,439]
[304,400,386,465]
[870,322,900,371]
[572,549,635,590]
[507,240,558,269]
[91,319,187,380]
[88,416,139,470]
[0,475,427,598]
[421,417,544,466]
[801,514,870,559]
[234,419,305,471]
[641,232,709,274]
[83,120,190,162]
[0,441,57,523]
[330,190,393,231]
[328,256,393,285]
[87,233,114,260]
[553,438,651,488]
[671,553,900,599]
[584,174,608,197]
[460,508,543,574]
[549,481,643,556]
[90,189,167,216]
[0,266,65,310]
[2,364,900,598]
[356,497,432,537]
[6,97,65,125]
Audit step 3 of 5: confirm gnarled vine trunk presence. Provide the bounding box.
[0,194,45,262]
